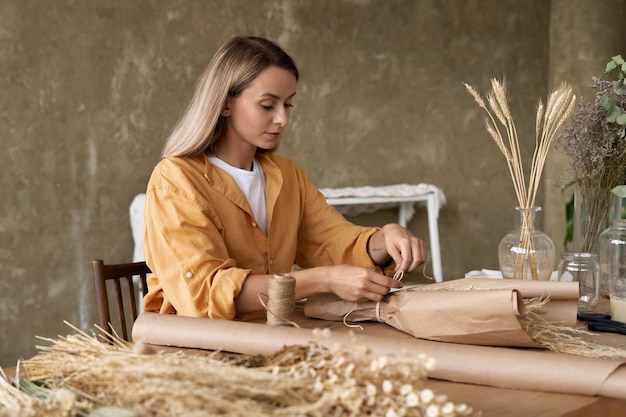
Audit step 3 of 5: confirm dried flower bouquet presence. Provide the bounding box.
[556,55,626,253]
[464,79,576,279]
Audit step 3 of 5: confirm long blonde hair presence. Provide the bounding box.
[162,35,299,157]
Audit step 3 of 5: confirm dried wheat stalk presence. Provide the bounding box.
[464,80,576,279]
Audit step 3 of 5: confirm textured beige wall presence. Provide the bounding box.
[1,0,624,366]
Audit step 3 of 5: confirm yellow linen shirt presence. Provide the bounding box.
[143,152,380,319]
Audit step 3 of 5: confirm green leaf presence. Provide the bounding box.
[606,60,618,74]
[617,112,626,126]
[599,94,612,108]
[607,106,621,123]
[614,54,625,65]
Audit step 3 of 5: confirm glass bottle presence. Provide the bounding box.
[557,252,600,311]
[498,207,556,280]
[598,219,626,298]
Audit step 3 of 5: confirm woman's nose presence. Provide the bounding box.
[274,107,289,127]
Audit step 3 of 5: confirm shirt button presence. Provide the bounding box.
[185,271,193,279]
[251,221,257,228]
[269,260,274,265]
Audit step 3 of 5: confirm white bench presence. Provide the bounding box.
[130,183,445,282]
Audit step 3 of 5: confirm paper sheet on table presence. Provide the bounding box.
[132,311,626,399]
[304,278,579,348]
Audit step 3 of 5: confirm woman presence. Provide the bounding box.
[143,35,426,319]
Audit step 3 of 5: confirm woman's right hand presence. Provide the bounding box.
[323,264,403,303]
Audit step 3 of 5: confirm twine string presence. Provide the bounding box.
[260,273,300,328]
[342,303,364,330]
[421,255,434,281]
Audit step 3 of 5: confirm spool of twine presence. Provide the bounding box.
[266,273,297,326]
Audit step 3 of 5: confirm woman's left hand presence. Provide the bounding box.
[368,223,426,273]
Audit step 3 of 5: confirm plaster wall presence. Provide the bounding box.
[1,0,624,366]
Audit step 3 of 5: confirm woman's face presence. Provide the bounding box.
[221,66,297,156]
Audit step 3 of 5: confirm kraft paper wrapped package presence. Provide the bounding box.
[132,278,626,399]
[304,278,579,348]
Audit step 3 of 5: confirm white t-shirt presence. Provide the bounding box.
[207,156,267,234]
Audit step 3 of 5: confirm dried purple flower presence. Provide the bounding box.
[555,75,626,252]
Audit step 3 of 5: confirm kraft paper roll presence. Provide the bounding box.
[132,311,626,399]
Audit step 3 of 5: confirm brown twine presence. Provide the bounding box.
[421,256,434,281]
[260,273,300,328]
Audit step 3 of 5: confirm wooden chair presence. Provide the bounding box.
[91,259,151,342]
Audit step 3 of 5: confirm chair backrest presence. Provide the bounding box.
[91,259,151,342]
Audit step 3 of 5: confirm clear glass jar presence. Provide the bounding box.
[599,219,626,298]
[557,252,600,311]
[498,207,556,280]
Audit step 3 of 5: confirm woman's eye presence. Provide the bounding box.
[285,103,294,109]
[262,105,274,110]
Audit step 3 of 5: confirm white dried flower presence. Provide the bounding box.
[441,402,456,416]
[400,384,413,395]
[385,408,400,417]
[426,404,440,417]
[420,389,434,404]
[382,380,393,394]
[406,392,419,407]
[366,382,377,397]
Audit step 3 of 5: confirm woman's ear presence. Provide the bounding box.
[221,98,232,117]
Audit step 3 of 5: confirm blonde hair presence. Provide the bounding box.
[162,35,299,157]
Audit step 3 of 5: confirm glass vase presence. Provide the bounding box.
[498,207,556,280]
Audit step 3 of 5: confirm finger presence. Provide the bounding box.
[395,239,415,272]
[408,239,426,271]
[359,289,391,303]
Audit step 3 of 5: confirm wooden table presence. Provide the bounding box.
[3,301,625,416]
